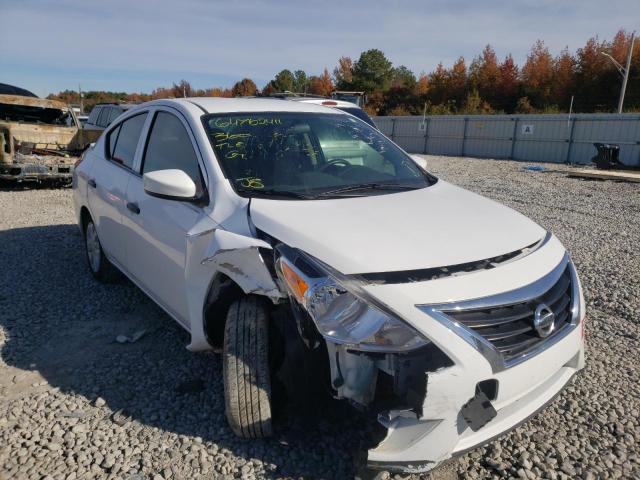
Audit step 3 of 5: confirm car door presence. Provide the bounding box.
[86,112,148,267]
[122,108,209,327]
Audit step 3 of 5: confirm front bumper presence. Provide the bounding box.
[357,235,585,473]
[0,161,75,181]
[367,332,584,473]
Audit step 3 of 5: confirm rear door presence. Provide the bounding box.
[122,108,209,326]
[86,112,148,266]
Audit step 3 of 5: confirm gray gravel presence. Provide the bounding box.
[0,156,638,480]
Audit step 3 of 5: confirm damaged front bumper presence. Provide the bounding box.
[365,337,583,473]
[0,157,76,182]
[327,239,585,473]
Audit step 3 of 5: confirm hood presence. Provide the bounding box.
[249,180,546,275]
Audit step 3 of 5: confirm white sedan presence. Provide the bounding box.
[73,98,585,474]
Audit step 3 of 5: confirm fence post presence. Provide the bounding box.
[510,117,519,160]
[566,118,576,164]
[390,118,396,141]
[423,117,430,154]
[461,117,468,156]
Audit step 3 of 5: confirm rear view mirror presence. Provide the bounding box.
[143,169,197,201]
[410,154,428,170]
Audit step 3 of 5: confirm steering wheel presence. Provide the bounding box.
[319,159,354,175]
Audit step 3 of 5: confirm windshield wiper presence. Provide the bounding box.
[318,182,423,197]
[237,188,316,200]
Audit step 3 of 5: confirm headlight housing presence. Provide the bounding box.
[276,247,428,352]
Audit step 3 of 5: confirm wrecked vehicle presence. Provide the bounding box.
[72,98,585,474]
[0,94,100,183]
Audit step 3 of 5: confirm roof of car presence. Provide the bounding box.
[149,97,344,115]
[284,97,362,109]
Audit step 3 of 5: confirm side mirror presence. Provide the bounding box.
[143,169,197,201]
[410,154,428,170]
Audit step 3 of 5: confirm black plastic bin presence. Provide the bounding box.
[591,143,621,170]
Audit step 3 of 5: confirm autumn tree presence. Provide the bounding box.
[383,66,419,115]
[416,73,429,96]
[231,78,257,97]
[428,63,449,105]
[333,56,353,89]
[521,40,555,109]
[469,45,500,107]
[447,57,468,109]
[496,54,519,112]
[308,68,334,96]
[552,48,575,109]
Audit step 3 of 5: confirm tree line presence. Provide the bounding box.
[48,29,639,116]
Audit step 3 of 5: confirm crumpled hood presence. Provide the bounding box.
[249,180,546,275]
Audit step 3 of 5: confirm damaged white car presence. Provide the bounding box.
[72,98,585,474]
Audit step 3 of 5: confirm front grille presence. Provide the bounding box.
[444,267,573,361]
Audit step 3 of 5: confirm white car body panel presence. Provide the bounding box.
[250,180,545,274]
[72,98,585,474]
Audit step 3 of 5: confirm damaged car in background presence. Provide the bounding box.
[0,93,99,183]
[72,98,585,474]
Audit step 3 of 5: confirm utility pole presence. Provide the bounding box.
[601,31,636,114]
[618,31,635,114]
[78,84,84,114]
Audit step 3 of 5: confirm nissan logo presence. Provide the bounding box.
[533,303,556,338]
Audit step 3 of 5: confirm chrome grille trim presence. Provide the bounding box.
[416,254,581,373]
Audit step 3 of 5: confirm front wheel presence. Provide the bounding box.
[223,296,273,438]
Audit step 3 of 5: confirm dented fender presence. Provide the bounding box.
[201,229,284,301]
[184,221,285,351]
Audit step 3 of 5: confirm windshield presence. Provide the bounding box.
[203,112,433,199]
[0,103,76,127]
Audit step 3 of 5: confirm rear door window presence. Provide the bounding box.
[97,107,111,127]
[87,106,101,126]
[107,107,123,125]
[142,111,204,194]
[109,113,147,169]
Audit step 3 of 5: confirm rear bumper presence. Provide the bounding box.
[0,162,74,181]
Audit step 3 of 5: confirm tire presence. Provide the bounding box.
[223,296,273,438]
[84,218,120,282]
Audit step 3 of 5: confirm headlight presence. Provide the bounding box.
[277,248,428,352]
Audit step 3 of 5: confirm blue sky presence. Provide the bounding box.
[1,0,638,97]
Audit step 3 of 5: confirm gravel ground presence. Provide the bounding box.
[0,157,638,480]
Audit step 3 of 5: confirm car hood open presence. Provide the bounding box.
[249,180,546,275]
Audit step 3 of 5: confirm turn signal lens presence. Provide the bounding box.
[280,261,308,302]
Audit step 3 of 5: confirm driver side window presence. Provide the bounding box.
[142,111,204,195]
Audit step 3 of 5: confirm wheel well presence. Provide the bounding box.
[203,273,246,350]
[80,206,92,235]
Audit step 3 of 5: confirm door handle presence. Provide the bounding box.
[126,202,140,215]
[88,178,97,188]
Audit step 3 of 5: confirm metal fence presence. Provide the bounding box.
[373,113,640,167]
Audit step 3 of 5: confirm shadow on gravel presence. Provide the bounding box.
[0,224,385,479]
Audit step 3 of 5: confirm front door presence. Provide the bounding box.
[122,109,209,327]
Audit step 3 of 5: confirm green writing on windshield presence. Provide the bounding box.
[213,117,282,128]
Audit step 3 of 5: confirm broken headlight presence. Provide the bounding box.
[276,248,428,352]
